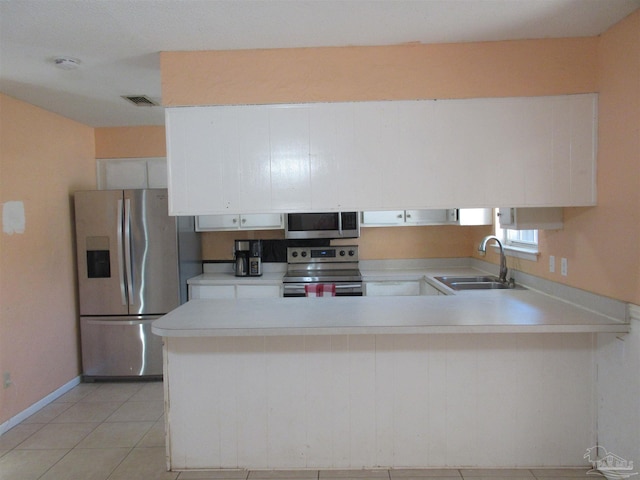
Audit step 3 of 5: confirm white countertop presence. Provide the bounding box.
[153,289,629,337]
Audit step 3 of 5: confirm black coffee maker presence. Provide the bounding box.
[234,240,262,277]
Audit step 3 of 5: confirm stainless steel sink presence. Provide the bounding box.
[435,275,522,291]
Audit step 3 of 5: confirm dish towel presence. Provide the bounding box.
[305,284,337,297]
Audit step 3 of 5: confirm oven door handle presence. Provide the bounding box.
[283,283,362,289]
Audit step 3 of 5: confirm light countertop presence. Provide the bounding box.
[169,263,630,337]
[153,283,629,338]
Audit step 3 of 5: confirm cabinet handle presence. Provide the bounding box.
[241,218,246,224]
[232,218,238,223]
[397,214,403,218]
[406,213,412,219]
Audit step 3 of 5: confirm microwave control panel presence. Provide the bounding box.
[287,246,359,264]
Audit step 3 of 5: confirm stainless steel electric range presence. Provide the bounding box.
[282,245,363,297]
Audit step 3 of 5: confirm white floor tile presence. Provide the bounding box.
[0,449,69,480]
[39,447,130,480]
[51,401,123,423]
[76,421,154,448]
[15,422,98,449]
[106,446,179,480]
[0,424,44,450]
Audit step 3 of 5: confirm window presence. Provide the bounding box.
[494,210,539,261]
[504,229,538,249]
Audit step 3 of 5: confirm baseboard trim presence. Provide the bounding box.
[0,375,81,436]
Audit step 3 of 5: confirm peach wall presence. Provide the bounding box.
[201,225,490,261]
[472,11,640,304]
[160,21,640,303]
[335,225,491,260]
[161,37,597,106]
[0,94,96,424]
[94,126,166,158]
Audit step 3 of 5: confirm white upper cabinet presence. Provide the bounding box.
[196,213,283,231]
[498,207,564,230]
[361,208,492,227]
[97,158,167,190]
[165,94,597,215]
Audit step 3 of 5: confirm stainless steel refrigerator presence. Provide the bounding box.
[74,189,201,380]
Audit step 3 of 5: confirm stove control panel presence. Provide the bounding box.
[287,245,359,264]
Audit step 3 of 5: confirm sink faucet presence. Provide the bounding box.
[478,235,508,283]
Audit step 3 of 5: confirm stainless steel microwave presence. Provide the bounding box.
[285,212,360,239]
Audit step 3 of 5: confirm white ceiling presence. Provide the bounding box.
[1,0,638,127]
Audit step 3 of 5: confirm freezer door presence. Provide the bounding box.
[125,189,180,314]
[75,190,129,316]
[80,316,163,378]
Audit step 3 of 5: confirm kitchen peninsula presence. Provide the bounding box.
[153,268,628,472]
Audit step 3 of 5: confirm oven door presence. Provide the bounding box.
[283,282,363,297]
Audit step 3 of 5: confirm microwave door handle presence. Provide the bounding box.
[338,213,343,236]
[116,199,127,305]
[123,198,134,305]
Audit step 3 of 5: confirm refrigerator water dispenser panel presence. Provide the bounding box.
[86,236,111,278]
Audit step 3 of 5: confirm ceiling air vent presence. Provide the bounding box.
[122,95,158,107]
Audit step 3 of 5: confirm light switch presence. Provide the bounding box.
[561,258,568,276]
[549,256,555,273]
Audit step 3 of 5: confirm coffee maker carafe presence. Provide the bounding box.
[234,240,262,277]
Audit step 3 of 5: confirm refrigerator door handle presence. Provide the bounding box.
[124,198,134,305]
[117,199,127,305]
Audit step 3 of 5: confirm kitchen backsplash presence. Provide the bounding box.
[201,224,491,262]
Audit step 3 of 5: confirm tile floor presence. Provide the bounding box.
[0,382,594,480]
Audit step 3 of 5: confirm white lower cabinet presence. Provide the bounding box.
[189,285,235,299]
[190,284,281,299]
[236,284,281,298]
[365,281,421,296]
[365,279,445,296]
[196,213,283,231]
[420,281,445,296]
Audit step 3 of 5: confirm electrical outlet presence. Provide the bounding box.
[549,255,555,273]
[561,257,568,276]
[3,372,12,389]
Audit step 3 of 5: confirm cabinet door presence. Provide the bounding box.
[568,94,597,205]
[498,207,563,230]
[195,215,240,231]
[237,106,270,212]
[405,209,455,225]
[166,107,230,214]
[269,105,311,211]
[147,158,168,188]
[382,101,438,208]
[98,159,149,190]
[420,281,443,296]
[361,211,405,226]
[351,102,392,210]
[236,285,281,298]
[457,208,493,226]
[240,214,283,230]
[189,285,235,299]
[366,281,420,296]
